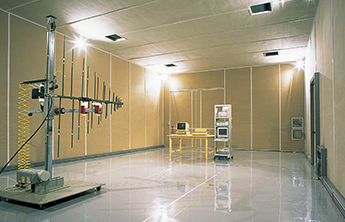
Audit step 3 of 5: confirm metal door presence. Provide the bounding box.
[310,72,320,166]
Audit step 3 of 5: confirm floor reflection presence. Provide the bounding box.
[0,149,343,222]
[214,159,231,213]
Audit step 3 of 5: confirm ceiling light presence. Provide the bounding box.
[74,36,87,49]
[106,34,126,42]
[264,51,279,57]
[249,2,273,15]
[295,60,305,70]
[165,63,177,67]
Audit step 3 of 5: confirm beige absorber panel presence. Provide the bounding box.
[201,90,224,147]
[166,70,224,147]
[193,90,200,127]
[280,64,305,151]
[333,0,345,198]
[54,34,86,159]
[130,63,145,149]
[145,70,163,147]
[172,70,224,89]
[308,0,334,183]
[170,91,192,147]
[86,46,111,155]
[320,73,335,174]
[315,0,334,157]
[252,65,279,150]
[226,68,251,149]
[201,90,224,128]
[316,0,336,184]
[0,11,8,166]
[192,91,201,147]
[111,56,129,152]
[53,33,67,159]
[163,80,171,146]
[10,16,46,164]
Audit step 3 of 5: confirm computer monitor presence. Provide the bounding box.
[176,122,189,132]
[217,127,228,138]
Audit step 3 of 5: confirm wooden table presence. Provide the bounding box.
[167,134,215,160]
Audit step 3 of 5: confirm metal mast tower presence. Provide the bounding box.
[0,15,123,209]
[44,15,56,177]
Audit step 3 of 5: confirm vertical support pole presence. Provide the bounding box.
[205,137,208,161]
[44,15,56,178]
[169,137,172,158]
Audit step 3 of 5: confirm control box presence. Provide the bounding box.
[17,169,50,185]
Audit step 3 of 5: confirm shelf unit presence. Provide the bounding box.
[214,104,233,160]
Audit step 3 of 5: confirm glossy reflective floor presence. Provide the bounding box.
[0,148,343,222]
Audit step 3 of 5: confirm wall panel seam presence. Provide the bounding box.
[250,67,253,150]
[224,69,226,104]
[109,54,112,153]
[169,90,171,135]
[200,91,202,147]
[7,13,10,163]
[191,91,193,147]
[162,78,164,145]
[279,64,282,151]
[200,91,202,128]
[331,0,336,182]
[144,69,147,148]
[129,63,131,149]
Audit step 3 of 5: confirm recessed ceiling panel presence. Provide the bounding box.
[0,0,319,74]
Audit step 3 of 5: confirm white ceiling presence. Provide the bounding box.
[0,0,318,74]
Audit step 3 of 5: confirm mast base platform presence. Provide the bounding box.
[0,178,104,209]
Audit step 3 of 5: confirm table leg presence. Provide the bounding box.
[169,137,172,158]
[205,138,208,160]
[213,140,215,155]
[179,138,182,155]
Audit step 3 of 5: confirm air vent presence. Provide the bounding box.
[165,63,177,67]
[106,34,126,42]
[264,51,279,57]
[291,129,304,140]
[292,117,303,128]
[249,2,273,15]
